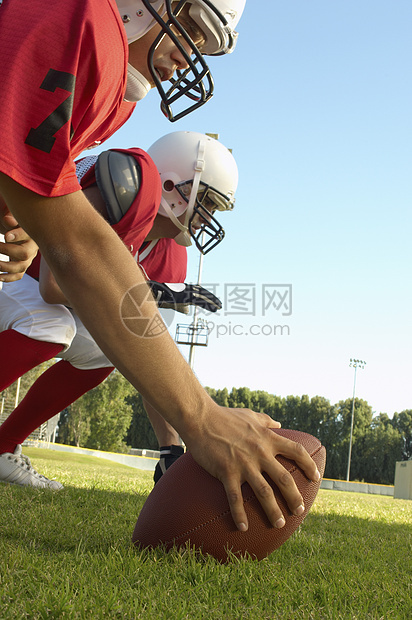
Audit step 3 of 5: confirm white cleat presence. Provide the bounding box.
[0,444,63,490]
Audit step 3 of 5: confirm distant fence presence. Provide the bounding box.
[27,442,396,496]
[321,478,394,497]
[24,441,159,472]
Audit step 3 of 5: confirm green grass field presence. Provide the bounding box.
[0,448,411,620]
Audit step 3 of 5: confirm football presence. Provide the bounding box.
[132,429,326,562]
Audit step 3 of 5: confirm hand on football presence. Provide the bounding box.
[184,405,321,532]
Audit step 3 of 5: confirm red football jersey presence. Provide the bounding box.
[139,239,188,283]
[27,149,161,280]
[80,149,161,255]
[0,0,132,197]
[76,150,189,284]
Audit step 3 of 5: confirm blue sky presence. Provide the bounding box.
[88,1,412,417]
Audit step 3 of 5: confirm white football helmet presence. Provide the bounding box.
[116,0,246,120]
[147,131,238,254]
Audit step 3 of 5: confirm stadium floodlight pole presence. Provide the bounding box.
[346,358,366,481]
[187,132,219,370]
[188,230,206,369]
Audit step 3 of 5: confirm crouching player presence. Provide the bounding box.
[0,132,237,488]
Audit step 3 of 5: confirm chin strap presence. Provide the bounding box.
[183,139,205,228]
[161,139,206,248]
[173,229,192,247]
[157,197,192,247]
[124,64,152,102]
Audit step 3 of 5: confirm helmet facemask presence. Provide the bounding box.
[174,180,233,254]
[119,0,243,119]
[143,0,233,121]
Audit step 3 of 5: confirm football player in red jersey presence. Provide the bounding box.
[0,132,235,488]
[0,1,320,531]
[0,0,245,277]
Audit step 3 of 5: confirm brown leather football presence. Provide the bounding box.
[132,429,326,562]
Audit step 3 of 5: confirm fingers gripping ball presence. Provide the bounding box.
[132,429,326,562]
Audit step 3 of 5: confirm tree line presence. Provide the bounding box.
[57,373,412,485]
[3,366,411,485]
[205,387,412,485]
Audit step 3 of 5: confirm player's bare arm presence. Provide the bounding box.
[0,172,320,531]
[39,256,70,306]
[0,197,21,235]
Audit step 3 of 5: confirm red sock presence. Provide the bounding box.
[0,360,113,454]
[0,329,64,392]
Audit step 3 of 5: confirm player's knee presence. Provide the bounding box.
[62,341,111,370]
